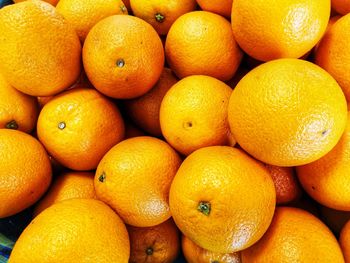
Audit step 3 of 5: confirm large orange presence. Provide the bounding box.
[160,75,232,156]
[13,0,59,6]
[37,88,125,171]
[9,199,130,263]
[124,68,178,137]
[0,74,39,133]
[130,0,196,35]
[182,235,241,263]
[56,0,128,42]
[169,146,276,253]
[228,59,347,167]
[0,0,81,96]
[83,15,164,99]
[128,219,180,263]
[297,112,350,211]
[242,207,344,262]
[316,13,350,101]
[231,0,330,61]
[95,136,181,227]
[165,11,242,81]
[340,220,350,262]
[196,0,232,18]
[332,0,350,15]
[0,129,52,218]
[34,171,96,217]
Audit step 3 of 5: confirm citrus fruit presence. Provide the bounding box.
[340,219,350,262]
[13,0,59,6]
[196,0,232,18]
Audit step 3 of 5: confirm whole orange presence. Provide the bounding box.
[196,0,232,18]
[83,15,164,99]
[0,0,81,96]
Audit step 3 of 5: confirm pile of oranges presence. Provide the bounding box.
[1,0,350,262]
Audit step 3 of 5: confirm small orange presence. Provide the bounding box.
[165,11,242,81]
[297,112,350,211]
[321,206,350,234]
[128,219,180,263]
[160,75,232,155]
[83,15,164,99]
[13,0,59,6]
[231,0,330,61]
[332,0,350,15]
[340,219,350,262]
[0,129,52,218]
[95,136,181,227]
[9,199,130,263]
[37,88,125,171]
[182,235,241,263]
[34,171,96,217]
[169,146,276,253]
[196,0,232,18]
[228,59,348,166]
[56,0,128,42]
[125,68,178,137]
[0,0,81,96]
[130,0,197,35]
[242,207,344,262]
[0,74,39,133]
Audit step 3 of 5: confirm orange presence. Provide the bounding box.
[0,0,81,96]
[316,14,350,101]
[228,59,347,167]
[13,0,59,6]
[56,0,128,42]
[83,15,164,99]
[0,129,51,218]
[128,219,180,263]
[297,112,350,211]
[165,11,242,81]
[265,165,302,205]
[130,0,196,35]
[9,199,130,263]
[124,120,146,138]
[321,206,350,234]
[160,75,232,156]
[340,220,350,262]
[332,0,350,15]
[37,88,125,171]
[34,171,96,217]
[196,0,232,18]
[95,136,181,227]
[242,207,344,262]
[231,0,330,61]
[169,146,276,253]
[125,68,178,137]
[0,74,39,133]
[182,235,241,263]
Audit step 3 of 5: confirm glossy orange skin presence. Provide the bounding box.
[196,0,232,18]
[14,0,59,6]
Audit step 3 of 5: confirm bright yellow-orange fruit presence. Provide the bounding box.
[95,136,181,227]
[231,0,330,61]
[0,0,81,96]
[9,199,130,263]
[340,219,350,262]
[196,0,232,18]
[160,75,232,155]
[56,0,128,41]
[170,146,276,253]
[83,15,164,99]
[332,0,350,15]
[37,88,125,171]
[165,11,242,81]
[228,59,347,167]
[13,0,59,6]
[0,129,52,218]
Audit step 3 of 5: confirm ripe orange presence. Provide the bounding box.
[242,207,344,262]
[165,11,242,81]
[13,0,59,6]
[160,75,232,156]
[182,235,241,263]
[297,112,350,211]
[37,88,125,171]
[83,15,164,99]
[9,199,130,263]
[34,171,96,217]
[95,136,181,227]
[340,219,350,262]
[128,219,180,263]
[228,59,347,166]
[316,13,350,101]
[130,0,196,35]
[332,0,350,15]
[231,0,330,61]
[0,129,52,218]
[0,0,81,96]
[169,146,276,253]
[0,74,39,133]
[196,0,232,18]
[321,206,350,234]
[125,68,178,137]
[56,0,128,42]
